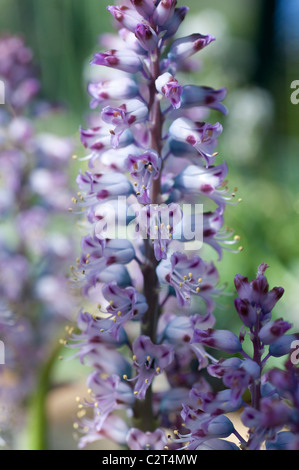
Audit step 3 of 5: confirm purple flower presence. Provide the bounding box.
[162,6,189,40]
[269,334,297,358]
[266,431,298,451]
[130,0,156,18]
[169,118,223,165]
[74,170,133,209]
[71,235,135,293]
[157,252,219,310]
[160,312,216,372]
[130,335,174,399]
[135,23,159,52]
[156,72,183,109]
[193,388,243,415]
[173,405,235,450]
[181,86,228,114]
[69,311,130,374]
[153,0,177,26]
[242,397,293,450]
[97,282,148,339]
[192,329,243,355]
[79,125,134,167]
[127,428,167,450]
[107,5,144,33]
[126,150,161,203]
[233,298,257,328]
[101,99,148,148]
[168,33,215,62]
[91,49,144,74]
[88,78,139,109]
[83,372,134,431]
[234,265,284,323]
[259,319,292,345]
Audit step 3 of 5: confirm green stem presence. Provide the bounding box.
[26,343,62,450]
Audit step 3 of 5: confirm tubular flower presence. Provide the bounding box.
[157,252,220,310]
[101,99,148,148]
[169,118,223,166]
[130,335,174,400]
[88,77,139,109]
[155,72,183,110]
[126,150,161,203]
[96,282,148,340]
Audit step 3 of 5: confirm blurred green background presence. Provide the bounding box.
[1,0,299,448]
[1,0,298,323]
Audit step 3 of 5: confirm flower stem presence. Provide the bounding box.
[26,343,61,450]
[251,316,263,410]
[133,47,164,432]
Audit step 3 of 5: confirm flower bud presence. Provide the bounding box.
[155,72,182,109]
[181,85,228,114]
[88,78,139,109]
[168,33,215,61]
[269,334,297,357]
[163,7,189,40]
[130,0,156,18]
[192,328,243,354]
[153,0,177,26]
[135,23,159,51]
[91,49,143,74]
[259,319,292,345]
[234,298,257,327]
[107,5,143,33]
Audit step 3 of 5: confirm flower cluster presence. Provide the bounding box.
[171,264,298,450]
[0,35,76,447]
[69,0,244,450]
